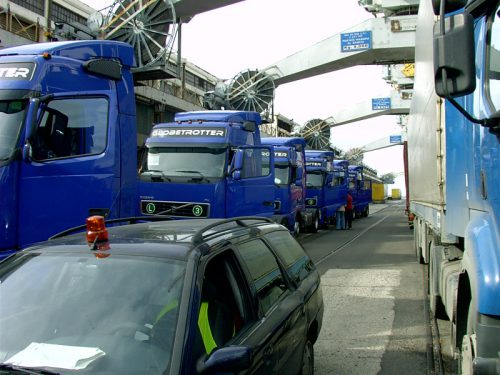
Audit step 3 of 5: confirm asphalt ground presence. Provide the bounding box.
[299,201,431,374]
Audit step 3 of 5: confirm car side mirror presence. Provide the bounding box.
[197,346,252,374]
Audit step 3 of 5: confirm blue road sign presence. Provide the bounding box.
[341,31,372,52]
[372,97,391,110]
[390,135,402,143]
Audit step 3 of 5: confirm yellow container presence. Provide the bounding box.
[372,183,386,202]
[391,188,401,200]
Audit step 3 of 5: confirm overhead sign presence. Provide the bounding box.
[390,135,402,143]
[372,97,391,110]
[341,31,372,52]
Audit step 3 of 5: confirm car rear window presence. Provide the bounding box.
[236,239,287,314]
[264,230,313,284]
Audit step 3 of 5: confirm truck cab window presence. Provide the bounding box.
[0,99,26,160]
[33,97,108,160]
[487,5,500,111]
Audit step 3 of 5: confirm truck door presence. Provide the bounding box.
[18,94,123,247]
[226,146,275,217]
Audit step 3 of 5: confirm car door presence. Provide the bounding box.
[235,238,307,374]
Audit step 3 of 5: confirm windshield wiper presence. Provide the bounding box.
[141,170,171,182]
[0,363,60,374]
[174,170,207,182]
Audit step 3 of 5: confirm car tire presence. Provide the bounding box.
[300,340,314,375]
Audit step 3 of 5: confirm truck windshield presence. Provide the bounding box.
[275,166,290,185]
[0,251,186,374]
[306,172,323,188]
[0,99,27,160]
[143,147,226,179]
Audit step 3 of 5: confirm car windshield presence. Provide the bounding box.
[0,252,186,374]
[142,147,226,179]
[306,172,323,188]
[0,99,27,160]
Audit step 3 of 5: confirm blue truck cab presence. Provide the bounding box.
[0,40,138,259]
[348,165,372,218]
[304,150,347,228]
[139,111,276,219]
[261,137,318,234]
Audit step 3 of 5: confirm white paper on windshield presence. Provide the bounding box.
[148,154,160,166]
[6,342,105,370]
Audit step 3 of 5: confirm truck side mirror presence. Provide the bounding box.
[295,167,304,185]
[433,11,476,97]
[22,142,33,162]
[233,149,244,170]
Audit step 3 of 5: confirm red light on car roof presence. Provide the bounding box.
[86,215,109,248]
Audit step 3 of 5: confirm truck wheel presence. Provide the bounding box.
[364,206,369,217]
[310,213,319,233]
[459,300,476,375]
[429,254,447,320]
[300,340,314,375]
[293,216,301,237]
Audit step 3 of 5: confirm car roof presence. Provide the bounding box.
[20,217,286,260]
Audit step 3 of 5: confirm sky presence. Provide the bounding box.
[82,0,407,194]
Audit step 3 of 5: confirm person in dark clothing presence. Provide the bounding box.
[345,192,354,229]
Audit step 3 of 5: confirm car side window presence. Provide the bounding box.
[236,239,287,314]
[264,230,314,284]
[194,250,253,360]
[33,97,108,160]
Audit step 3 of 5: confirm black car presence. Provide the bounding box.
[0,216,324,375]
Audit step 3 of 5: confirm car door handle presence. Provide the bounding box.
[263,201,273,206]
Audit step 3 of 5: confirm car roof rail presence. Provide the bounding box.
[192,216,275,245]
[49,215,174,240]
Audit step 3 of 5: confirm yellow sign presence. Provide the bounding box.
[402,63,415,78]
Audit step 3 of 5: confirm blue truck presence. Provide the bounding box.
[348,165,372,218]
[409,0,500,372]
[138,111,275,219]
[0,40,139,258]
[261,137,318,234]
[304,150,348,228]
[0,39,275,259]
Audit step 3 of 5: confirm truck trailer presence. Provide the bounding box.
[409,0,500,372]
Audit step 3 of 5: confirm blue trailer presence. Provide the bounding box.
[409,0,500,371]
[0,40,138,258]
[262,137,318,234]
[348,165,372,218]
[139,111,276,219]
[304,150,348,228]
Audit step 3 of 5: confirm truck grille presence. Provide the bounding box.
[141,200,210,218]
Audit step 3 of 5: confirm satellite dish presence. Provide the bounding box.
[301,118,331,150]
[97,0,178,69]
[227,70,275,113]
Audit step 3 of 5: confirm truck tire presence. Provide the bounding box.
[293,216,301,237]
[429,254,447,320]
[363,206,369,217]
[309,213,319,233]
[459,300,476,375]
